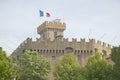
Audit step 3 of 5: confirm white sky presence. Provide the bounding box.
[0,0,120,56]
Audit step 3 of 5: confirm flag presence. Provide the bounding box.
[39,10,44,17]
[39,10,51,17]
[46,12,50,17]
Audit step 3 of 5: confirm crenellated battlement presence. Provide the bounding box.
[24,37,111,49]
[61,38,111,48]
[37,21,66,34]
[44,21,66,27]
[13,38,32,51]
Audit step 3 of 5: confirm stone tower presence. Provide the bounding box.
[37,19,66,41]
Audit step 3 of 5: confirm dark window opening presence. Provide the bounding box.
[62,50,64,54]
[52,56,56,60]
[90,50,93,53]
[87,50,89,53]
[17,55,19,60]
[30,49,32,51]
[47,50,48,53]
[81,50,83,53]
[54,32,57,38]
[84,50,86,53]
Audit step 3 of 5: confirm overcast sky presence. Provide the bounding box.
[0,0,120,56]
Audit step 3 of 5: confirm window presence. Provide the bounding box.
[17,55,19,60]
[90,50,93,53]
[30,49,32,51]
[46,50,48,53]
[43,50,45,53]
[37,50,39,53]
[23,49,26,53]
[40,50,42,53]
[62,50,64,54]
[54,32,57,38]
[78,50,80,53]
[53,50,55,53]
[87,50,89,53]
[50,50,52,53]
[52,56,56,60]
[84,50,86,53]
[59,50,61,53]
[75,50,77,54]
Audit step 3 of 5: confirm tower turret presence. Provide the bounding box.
[37,19,66,41]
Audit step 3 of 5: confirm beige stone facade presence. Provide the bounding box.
[11,20,111,80]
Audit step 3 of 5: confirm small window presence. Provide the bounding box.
[46,50,48,53]
[52,56,56,60]
[54,32,57,38]
[90,50,93,53]
[37,50,39,53]
[59,50,61,53]
[87,50,89,53]
[30,49,32,51]
[43,50,45,53]
[17,55,19,60]
[78,50,80,53]
[84,50,86,53]
[62,50,64,54]
[23,49,26,53]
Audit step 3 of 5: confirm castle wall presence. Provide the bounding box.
[11,20,112,80]
[12,37,111,66]
[11,37,111,80]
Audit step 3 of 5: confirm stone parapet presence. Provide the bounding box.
[37,21,66,34]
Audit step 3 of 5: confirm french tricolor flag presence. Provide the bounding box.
[39,10,51,17]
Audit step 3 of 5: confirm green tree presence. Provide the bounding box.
[85,51,113,80]
[54,53,85,80]
[0,47,17,80]
[111,46,120,80]
[18,50,51,80]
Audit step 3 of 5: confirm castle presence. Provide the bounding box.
[11,19,111,80]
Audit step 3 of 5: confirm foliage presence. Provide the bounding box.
[85,51,113,80]
[18,50,51,80]
[111,46,120,80]
[0,47,17,80]
[54,53,85,80]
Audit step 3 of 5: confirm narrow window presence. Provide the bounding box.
[17,55,19,60]
[52,56,56,60]
[54,32,57,38]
